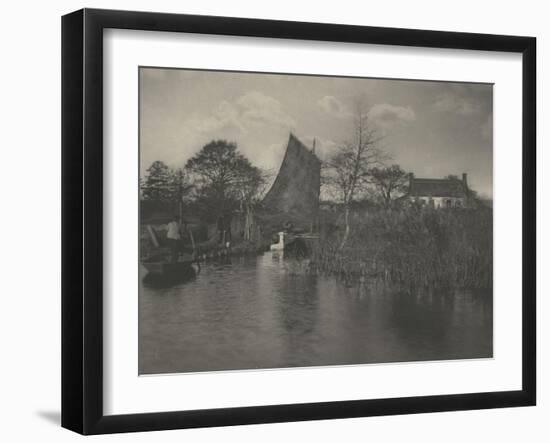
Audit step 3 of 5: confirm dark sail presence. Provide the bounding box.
[262,133,321,226]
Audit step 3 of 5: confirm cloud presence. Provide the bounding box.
[432,90,481,116]
[237,91,295,127]
[301,135,338,160]
[317,95,351,118]
[140,91,296,174]
[368,103,416,129]
[181,91,295,140]
[189,100,245,133]
[188,91,295,136]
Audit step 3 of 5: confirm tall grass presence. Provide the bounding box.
[313,204,492,290]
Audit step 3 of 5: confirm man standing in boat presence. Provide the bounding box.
[166,215,183,263]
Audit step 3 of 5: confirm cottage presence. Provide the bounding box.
[407,173,471,208]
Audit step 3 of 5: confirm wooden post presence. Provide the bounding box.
[188,228,196,259]
[177,169,184,222]
[146,225,160,248]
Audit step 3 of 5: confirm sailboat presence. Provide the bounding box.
[141,182,200,286]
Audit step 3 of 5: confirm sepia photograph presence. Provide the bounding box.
[138,67,493,375]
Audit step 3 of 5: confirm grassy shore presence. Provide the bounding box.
[312,204,493,291]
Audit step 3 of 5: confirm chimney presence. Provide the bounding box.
[462,173,468,188]
[312,137,316,153]
[409,172,414,193]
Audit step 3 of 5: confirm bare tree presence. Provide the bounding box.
[236,169,272,241]
[324,98,385,248]
[370,165,409,207]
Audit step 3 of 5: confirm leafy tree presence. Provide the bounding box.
[370,165,409,207]
[141,161,175,201]
[141,161,191,204]
[185,140,264,218]
[172,168,193,203]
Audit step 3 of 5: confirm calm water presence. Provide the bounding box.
[139,253,492,374]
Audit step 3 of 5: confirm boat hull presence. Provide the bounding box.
[142,261,198,287]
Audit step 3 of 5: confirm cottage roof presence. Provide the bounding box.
[409,178,468,198]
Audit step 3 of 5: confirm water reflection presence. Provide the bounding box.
[139,252,492,374]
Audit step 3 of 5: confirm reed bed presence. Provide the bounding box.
[312,205,493,291]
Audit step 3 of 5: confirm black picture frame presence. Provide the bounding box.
[62,8,536,435]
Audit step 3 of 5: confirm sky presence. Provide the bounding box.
[140,67,493,197]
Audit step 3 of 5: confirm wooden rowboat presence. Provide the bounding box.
[141,256,200,287]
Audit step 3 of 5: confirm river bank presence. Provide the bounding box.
[312,204,493,291]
